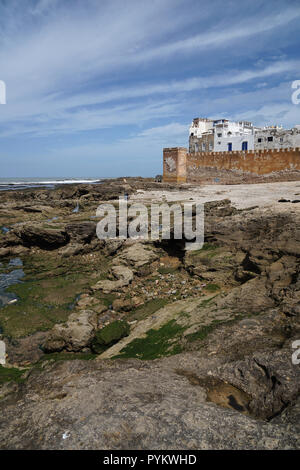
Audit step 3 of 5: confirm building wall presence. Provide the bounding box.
[163,147,187,183]
[189,118,255,153]
[255,127,300,150]
[214,133,254,152]
[189,118,213,138]
[189,133,214,153]
[163,147,300,182]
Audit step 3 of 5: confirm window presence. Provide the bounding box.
[267,136,273,142]
[258,138,262,143]
[218,141,221,145]
[242,141,248,151]
[280,137,283,142]
[227,142,232,151]
[217,133,222,137]
[190,133,194,136]
[209,142,213,150]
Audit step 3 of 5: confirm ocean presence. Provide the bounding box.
[0,177,104,191]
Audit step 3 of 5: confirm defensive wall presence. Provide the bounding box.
[163,147,300,183]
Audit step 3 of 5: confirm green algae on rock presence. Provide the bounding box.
[91,320,130,354]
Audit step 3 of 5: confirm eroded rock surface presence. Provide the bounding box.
[0,181,300,449]
[43,310,98,352]
[0,358,299,450]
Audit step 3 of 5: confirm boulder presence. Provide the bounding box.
[15,226,69,249]
[43,310,98,352]
[112,298,133,312]
[92,265,134,293]
[115,243,159,268]
[65,222,96,243]
[91,320,130,353]
[111,265,134,284]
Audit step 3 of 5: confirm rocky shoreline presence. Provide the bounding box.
[0,177,299,449]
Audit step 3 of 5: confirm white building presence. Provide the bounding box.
[189,118,300,153]
[189,118,214,138]
[212,119,254,152]
[254,125,300,150]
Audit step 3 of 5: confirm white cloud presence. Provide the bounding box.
[0,59,299,137]
[0,0,299,178]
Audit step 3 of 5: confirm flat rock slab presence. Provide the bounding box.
[0,359,299,450]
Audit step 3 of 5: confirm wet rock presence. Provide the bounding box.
[76,295,99,309]
[65,222,96,244]
[112,298,133,312]
[58,243,83,257]
[91,320,130,353]
[15,226,69,249]
[214,346,300,420]
[102,239,125,256]
[6,332,47,365]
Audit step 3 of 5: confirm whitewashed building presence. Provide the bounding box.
[254,125,300,150]
[212,119,254,152]
[189,118,300,153]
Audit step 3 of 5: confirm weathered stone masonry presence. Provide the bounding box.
[163,147,187,183]
[163,147,300,183]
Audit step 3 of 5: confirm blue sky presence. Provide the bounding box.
[0,0,300,177]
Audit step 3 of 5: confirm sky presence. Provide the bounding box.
[0,0,300,177]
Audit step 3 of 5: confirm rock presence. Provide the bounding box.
[91,265,133,293]
[214,346,300,420]
[22,205,52,213]
[215,277,275,313]
[43,310,98,352]
[111,265,134,284]
[91,320,130,353]
[0,358,299,449]
[102,239,124,256]
[15,225,69,249]
[92,303,107,315]
[76,296,99,309]
[58,243,83,257]
[91,279,121,293]
[65,222,96,243]
[6,332,47,366]
[115,243,159,268]
[112,298,133,312]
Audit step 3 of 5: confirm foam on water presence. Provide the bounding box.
[0,177,104,191]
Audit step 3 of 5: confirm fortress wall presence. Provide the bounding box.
[163,147,300,182]
[163,147,187,183]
